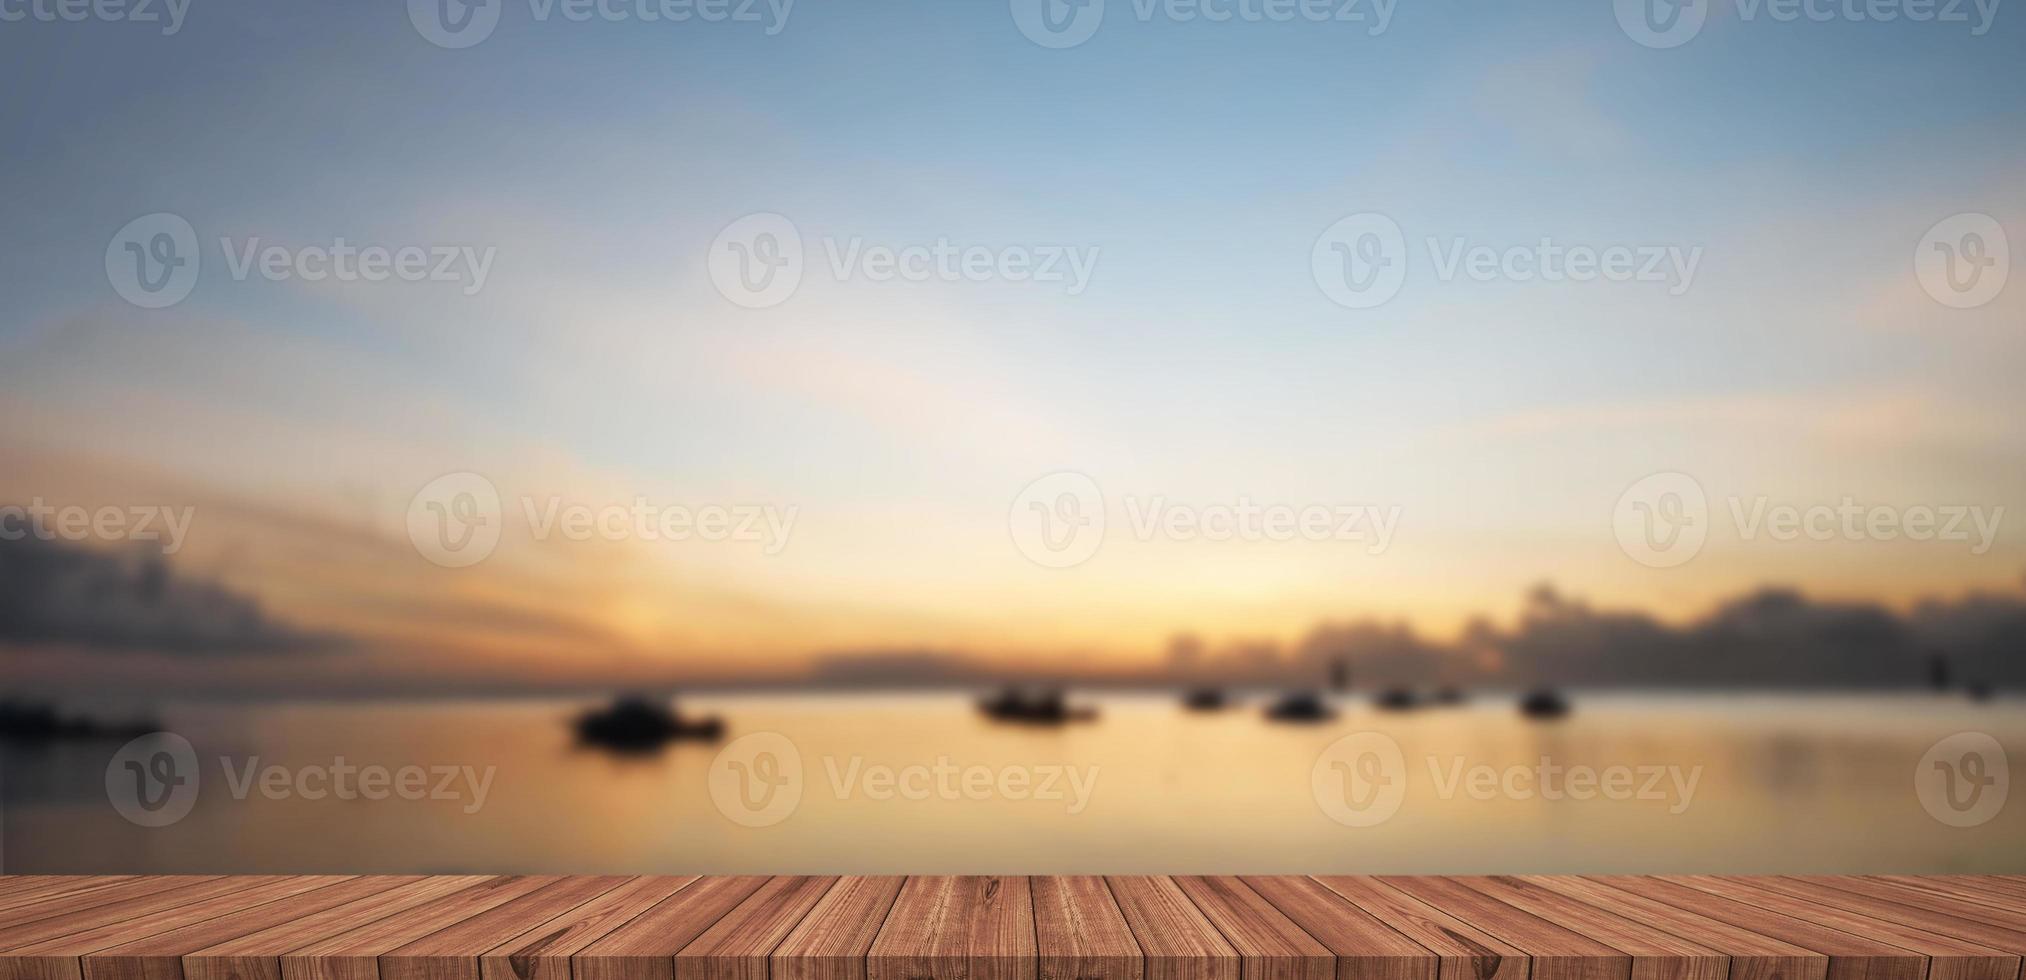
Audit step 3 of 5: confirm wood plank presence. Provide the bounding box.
[1751,879,2026,954]
[1525,876,1824,980]
[0,878,228,944]
[675,876,838,980]
[772,877,907,980]
[0,881,140,918]
[5,878,351,980]
[867,876,1035,980]
[1830,879,2026,932]
[1236,877,1431,980]
[186,877,497,980]
[1670,877,2019,980]
[379,876,631,980]
[1171,877,1331,980]
[1380,877,1627,980]
[1453,876,1726,980]
[1032,876,1143,980]
[1595,877,1922,980]
[1310,877,1525,980]
[1881,881,2026,913]
[478,876,699,980]
[81,878,415,980]
[282,877,564,980]
[1106,877,1237,980]
[572,876,769,980]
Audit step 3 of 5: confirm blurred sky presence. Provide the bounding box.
[1,0,2022,690]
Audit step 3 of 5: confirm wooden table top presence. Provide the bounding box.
[0,875,2022,980]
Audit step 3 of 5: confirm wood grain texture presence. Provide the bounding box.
[0,880,140,917]
[1236,876,1431,980]
[572,876,770,980]
[674,877,838,980]
[480,876,700,980]
[867,876,1035,980]
[3,876,2024,980]
[1671,877,2018,980]
[1526,876,1824,980]
[186,876,497,980]
[1032,876,1142,980]
[1454,876,1726,980]
[1819,878,2026,933]
[83,877,413,980]
[1172,877,1331,980]
[1380,876,1629,980]
[283,876,564,980]
[772,877,906,980]
[1106,877,1237,980]
[1747,878,2026,954]
[1311,877,1524,980]
[1595,877,1923,980]
[5,878,349,980]
[0,878,228,946]
[379,876,632,980]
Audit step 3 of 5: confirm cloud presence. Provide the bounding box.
[0,535,348,656]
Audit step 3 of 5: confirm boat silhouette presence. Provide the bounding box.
[977,687,1097,725]
[0,701,159,742]
[1373,687,1422,711]
[1264,690,1337,723]
[1518,688,1571,720]
[1182,687,1229,711]
[573,695,724,752]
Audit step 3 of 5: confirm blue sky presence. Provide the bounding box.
[1,0,2022,683]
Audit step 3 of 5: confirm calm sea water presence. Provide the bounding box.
[3,693,2021,873]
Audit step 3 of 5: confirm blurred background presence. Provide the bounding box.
[0,0,2021,873]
